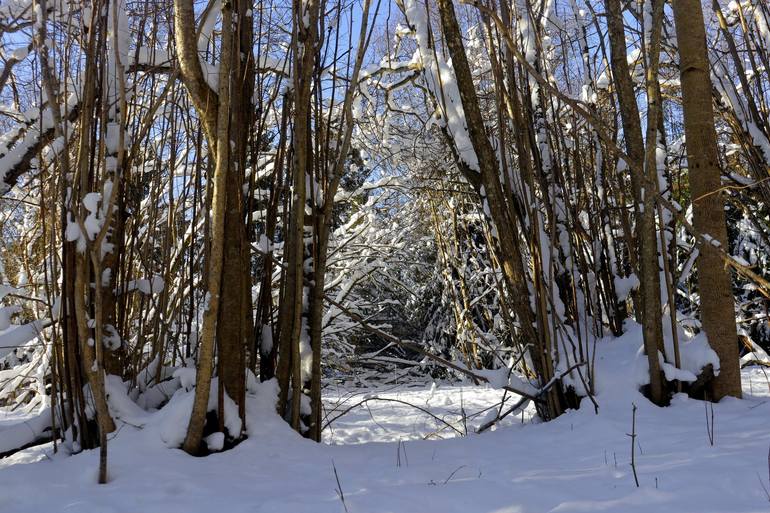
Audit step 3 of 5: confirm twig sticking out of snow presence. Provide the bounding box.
[704,400,715,446]
[627,403,640,488]
[758,447,770,503]
[396,439,409,468]
[332,460,349,513]
[442,465,467,485]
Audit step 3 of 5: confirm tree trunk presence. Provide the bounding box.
[256,93,291,381]
[605,0,666,405]
[180,0,234,454]
[276,0,319,429]
[436,0,563,419]
[671,0,742,400]
[216,0,255,432]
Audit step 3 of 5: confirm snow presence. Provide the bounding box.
[323,382,534,444]
[11,46,28,61]
[256,233,272,254]
[614,274,639,302]
[0,406,51,455]
[1,330,769,512]
[755,7,770,61]
[0,305,21,331]
[0,88,80,194]
[120,276,165,295]
[0,319,49,360]
[260,324,273,354]
[596,69,611,90]
[83,192,103,240]
[402,0,480,172]
[205,432,225,452]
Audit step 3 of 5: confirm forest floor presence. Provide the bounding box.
[2,325,770,513]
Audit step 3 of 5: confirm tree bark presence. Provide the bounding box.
[180,0,234,454]
[276,0,319,429]
[605,0,666,404]
[217,0,255,431]
[671,0,742,400]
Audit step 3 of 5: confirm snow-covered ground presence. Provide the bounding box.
[2,327,770,513]
[322,381,537,444]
